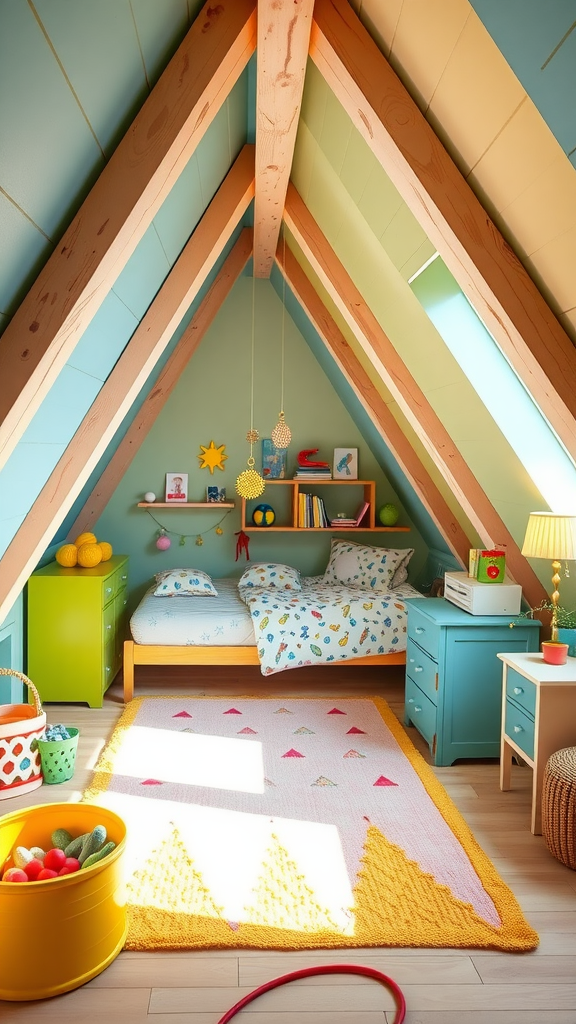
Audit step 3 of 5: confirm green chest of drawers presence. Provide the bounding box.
[27,556,128,708]
[404,598,540,766]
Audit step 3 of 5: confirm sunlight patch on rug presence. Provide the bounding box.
[83,696,538,952]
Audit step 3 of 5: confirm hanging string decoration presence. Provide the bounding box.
[236,272,265,499]
[271,226,292,450]
[146,509,232,550]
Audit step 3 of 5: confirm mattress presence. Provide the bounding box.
[130,578,255,646]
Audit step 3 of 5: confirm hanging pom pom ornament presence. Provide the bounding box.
[236,458,265,499]
[215,527,224,536]
[246,428,259,443]
[271,411,291,450]
[156,530,171,551]
[195,535,203,546]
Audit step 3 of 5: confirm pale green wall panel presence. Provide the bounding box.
[0,192,52,316]
[320,87,353,174]
[0,1,104,237]
[400,239,437,282]
[227,68,249,161]
[66,290,139,381]
[112,223,170,320]
[356,164,404,238]
[33,0,148,154]
[20,366,101,445]
[300,59,329,139]
[338,131,375,205]
[379,203,431,271]
[130,0,190,87]
[94,277,413,609]
[291,121,318,204]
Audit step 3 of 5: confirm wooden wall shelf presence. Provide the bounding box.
[137,502,235,509]
[241,480,410,533]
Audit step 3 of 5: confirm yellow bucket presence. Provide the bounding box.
[0,802,127,1000]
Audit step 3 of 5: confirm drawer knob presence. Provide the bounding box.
[414,665,423,673]
[105,586,112,595]
[413,705,422,713]
[513,686,524,695]
[106,624,112,631]
[407,698,415,705]
[513,724,523,734]
[106,666,111,674]
[121,574,127,581]
[415,627,425,634]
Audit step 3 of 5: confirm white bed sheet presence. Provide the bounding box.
[130,578,255,646]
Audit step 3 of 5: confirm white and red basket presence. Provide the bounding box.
[0,668,46,800]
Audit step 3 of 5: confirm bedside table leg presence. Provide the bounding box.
[500,735,513,791]
[123,640,135,702]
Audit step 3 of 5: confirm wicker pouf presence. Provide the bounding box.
[542,746,576,869]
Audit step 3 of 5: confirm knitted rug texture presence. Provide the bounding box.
[83,695,538,952]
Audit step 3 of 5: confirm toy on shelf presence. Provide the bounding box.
[56,532,113,569]
[2,823,116,882]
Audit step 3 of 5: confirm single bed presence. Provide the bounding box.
[123,569,421,701]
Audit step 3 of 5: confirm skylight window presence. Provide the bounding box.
[410,257,576,514]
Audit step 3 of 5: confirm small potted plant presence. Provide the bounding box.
[517,600,576,657]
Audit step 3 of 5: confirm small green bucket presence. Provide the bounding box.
[37,728,79,784]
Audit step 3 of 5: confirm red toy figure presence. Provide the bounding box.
[297,448,330,468]
[235,530,250,561]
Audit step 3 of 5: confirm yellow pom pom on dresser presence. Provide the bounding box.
[74,531,97,548]
[77,543,103,568]
[98,541,113,562]
[55,544,78,567]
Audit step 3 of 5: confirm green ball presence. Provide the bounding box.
[378,503,399,527]
[252,503,275,527]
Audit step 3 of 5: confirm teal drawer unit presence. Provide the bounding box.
[504,697,535,759]
[27,555,129,709]
[404,598,540,766]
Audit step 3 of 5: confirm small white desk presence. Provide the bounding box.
[498,652,576,834]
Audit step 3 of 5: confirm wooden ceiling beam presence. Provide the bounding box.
[284,183,547,608]
[68,228,252,541]
[0,147,255,623]
[253,0,314,277]
[276,240,472,565]
[0,0,257,473]
[310,0,576,461]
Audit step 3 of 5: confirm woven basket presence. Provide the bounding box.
[0,668,45,800]
[542,746,576,869]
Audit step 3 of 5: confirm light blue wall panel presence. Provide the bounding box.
[0,192,52,317]
[470,0,576,165]
[152,155,205,265]
[227,68,250,161]
[196,102,236,207]
[0,1,104,237]
[33,0,148,155]
[112,223,170,320]
[0,592,24,702]
[20,366,101,445]
[0,442,66,548]
[130,0,190,87]
[66,291,139,381]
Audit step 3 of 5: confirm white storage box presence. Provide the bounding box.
[444,571,522,616]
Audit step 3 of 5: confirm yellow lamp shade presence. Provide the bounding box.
[521,513,576,561]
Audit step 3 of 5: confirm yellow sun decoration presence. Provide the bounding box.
[198,440,227,474]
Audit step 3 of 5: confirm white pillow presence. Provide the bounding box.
[238,563,301,591]
[153,569,218,597]
[323,540,414,593]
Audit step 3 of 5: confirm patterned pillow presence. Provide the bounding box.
[323,540,414,593]
[238,563,302,591]
[153,569,218,597]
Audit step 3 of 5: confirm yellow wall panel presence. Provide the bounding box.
[356,0,403,59]
[468,97,562,215]
[427,12,525,174]
[390,0,470,109]
[527,226,576,319]
[500,156,576,258]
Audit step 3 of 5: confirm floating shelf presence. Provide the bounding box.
[241,480,409,533]
[137,502,235,509]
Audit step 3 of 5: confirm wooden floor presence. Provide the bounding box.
[3,664,576,1023]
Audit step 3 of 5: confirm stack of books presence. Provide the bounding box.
[293,466,332,480]
[329,501,370,529]
[298,493,330,528]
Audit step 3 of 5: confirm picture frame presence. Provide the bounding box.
[333,447,358,480]
[206,485,226,503]
[262,438,287,479]
[165,472,188,502]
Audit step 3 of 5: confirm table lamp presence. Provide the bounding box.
[521,512,576,639]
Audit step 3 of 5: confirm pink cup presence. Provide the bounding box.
[542,641,569,665]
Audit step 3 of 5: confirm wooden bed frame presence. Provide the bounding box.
[122,640,406,702]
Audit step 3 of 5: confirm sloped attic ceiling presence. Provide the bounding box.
[0,0,575,623]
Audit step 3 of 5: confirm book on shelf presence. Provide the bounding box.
[293,469,332,479]
[297,492,329,527]
[330,501,371,529]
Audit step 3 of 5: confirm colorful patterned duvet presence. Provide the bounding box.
[238,578,420,675]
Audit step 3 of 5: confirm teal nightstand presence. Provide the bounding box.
[404,598,540,766]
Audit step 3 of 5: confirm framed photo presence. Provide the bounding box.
[206,485,226,503]
[333,448,358,479]
[165,472,188,502]
[262,438,287,479]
